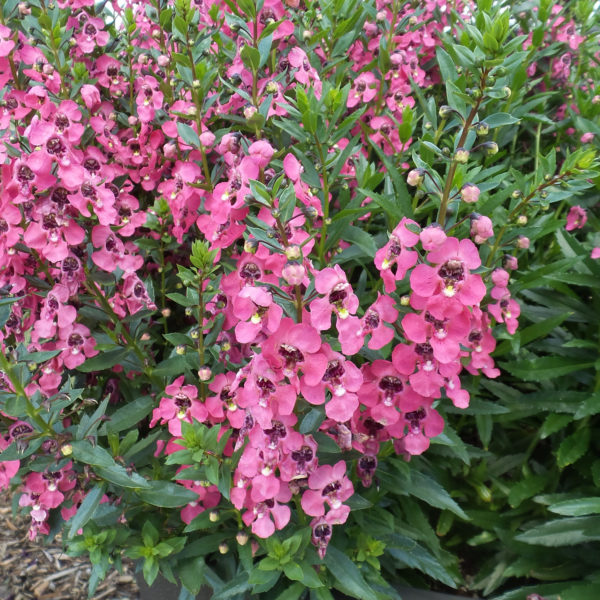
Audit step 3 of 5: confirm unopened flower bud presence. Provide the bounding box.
[438,105,452,118]
[376,10,386,21]
[592,95,600,105]
[185,306,194,317]
[460,183,480,203]
[424,121,432,130]
[236,531,249,546]
[141,333,151,341]
[218,542,229,554]
[302,205,318,220]
[265,81,278,94]
[516,215,528,225]
[407,168,425,186]
[454,148,470,163]
[282,261,305,285]
[511,189,522,199]
[157,54,170,67]
[18,3,31,15]
[243,106,257,120]
[502,86,512,98]
[285,245,302,260]
[516,235,530,249]
[302,30,312,40]
[400,295,410,306]
[503,255,518,270]
[198,366,212,381]
[60,443,73,457]
[175,345,186,355]
[192,79,202,89]
[128,115,138,126]
[161,308,171,318]
[209,510,220,522]
[483,141,499,155]
[475,121,489,136]
[138,54,149,65]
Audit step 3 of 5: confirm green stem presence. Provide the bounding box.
[315,137,330,266]
[438,93,484,227]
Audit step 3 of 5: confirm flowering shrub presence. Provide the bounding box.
[0,0,599,597]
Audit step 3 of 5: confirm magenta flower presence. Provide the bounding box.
[565,205,587,231]
[301,461,354,517]
[347,72,379,108]
[57,323,98,369]
[263,318,327,385]
[402,308,470,364]
[338,293,398,355]
[300,344,363,422]
[391,404,445,456]
[233,286,283,344]
[410,237,486,308]
[150,376,207,437]
[310,265,359,331]
[375,218,420,292]
[310,505,350,558]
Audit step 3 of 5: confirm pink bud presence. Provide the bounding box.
[407,168,424,186]
[200,131,216,147]
[460,183,480,203]
[516,236,530,249]
[491,268,509,287]
[128,115,138,126]
[157,54,170,67]
[163,142,177,159]
[503,255,518,270]
[591,247,600,259]
[419,224,446,250]
[470,215,493,244]
[282,262,305,285]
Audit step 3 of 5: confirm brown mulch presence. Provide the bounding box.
[0,491,140,600]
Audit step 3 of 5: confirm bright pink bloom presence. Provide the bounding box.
[565,205,587,231]
[301,461,354,517]
[310,265,359,331]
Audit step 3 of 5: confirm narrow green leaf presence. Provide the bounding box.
[324,546,378,600]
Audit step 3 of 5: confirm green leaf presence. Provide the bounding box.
[341,225,377,258]
[324,546,378,600]
[101,396,154,434]
[67,483,105,539]
[540,413,572,439]
[557,428,590,468]
[300,408,325,434]
[274,582,305,600]
[515,516,600,546]
[136,481,199,507]
[508,475,547,508]
[548,497,600,516]
[501,357,595,381]
[406,471,469,520]
[143,556,159,586]
[485,112,520,128]
[283,561,303,581]
[77,348,130,373]
[178,557,206,594]
[177,122,200,147]
[436,47,457,82]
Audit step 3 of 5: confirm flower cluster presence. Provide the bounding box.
[9,0,593,590]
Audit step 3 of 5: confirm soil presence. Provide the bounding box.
[0,491,140,600]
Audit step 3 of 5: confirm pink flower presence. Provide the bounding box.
[338,293,398,355]
[310,265,359,331]
[301,461,353,517]
[233,286,283,344]
[581,132,595,143]
[57,323,98,369]
[410,237,486,308]
[591,248,600,259]
[248,140,274,168]
[300,345,363,422]
[375,218,420,293]
[150,376,207,437]
[347,72,379,108]
[566,205,587,231]
[263,318,328,386]
[310,506,350,558]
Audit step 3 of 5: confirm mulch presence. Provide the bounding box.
[0,491,140,600]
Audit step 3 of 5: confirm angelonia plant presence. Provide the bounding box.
[0,0,598,598]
